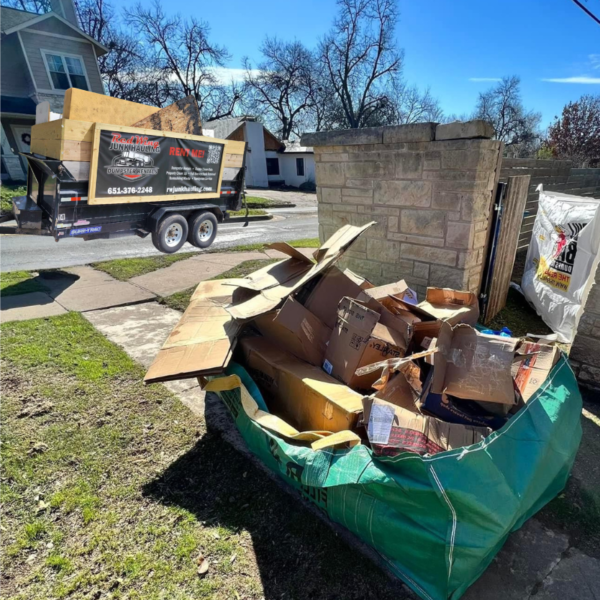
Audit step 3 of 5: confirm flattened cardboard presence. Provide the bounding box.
[512,342,560,401]
[227,222,375,320]
[144,279,244,383]
[363,397,490,456]
[253,297,331,367]
[417,288,479,326]
[304,266,370,329]
[324,298,407,391]
[432,323,519,405]
[239,337,363,433]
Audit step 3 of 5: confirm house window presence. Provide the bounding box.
[266,158,280,176]
[296,157,305,177]
[43,52,89,91]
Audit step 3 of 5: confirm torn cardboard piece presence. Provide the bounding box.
[303,266,372,329]
[144,279,245,383]
[512,342,560,401]
[432,323,519,405]
[227,222,375,320]
[253,297,331,367]
[363,397,490,456]
[240,336,364,433]
[417,288,479,326]
[324,297,407,391]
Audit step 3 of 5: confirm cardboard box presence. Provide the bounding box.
[253,297,331,367]
[512,342,560,401]
[303,266,372,329]
[324,297,408,391]
[417,288,479,326]
[144,279,244,383]
[363,397,490,456]
[432,323,520,405]
[227,223,375,320]
[239,336,364,433]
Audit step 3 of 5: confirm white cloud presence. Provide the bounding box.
[468,77,502,82]
[208,67,262,84]
[590,54,600,69]
[542,76,600,84]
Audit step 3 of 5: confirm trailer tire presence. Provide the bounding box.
[151,214,189,254]
[188,211,218,249]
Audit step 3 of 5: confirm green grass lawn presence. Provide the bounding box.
[1,184,26,213]
[92,238,319,281]
[228,208,268,217]
[1,271,48,297]
[159,259,280,312]
[0,312,405,600]
[244,196,293,209]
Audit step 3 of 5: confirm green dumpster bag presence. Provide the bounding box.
[207,354,582,600]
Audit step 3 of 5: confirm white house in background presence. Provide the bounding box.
[203,116,315,189]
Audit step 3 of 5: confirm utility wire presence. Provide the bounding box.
[571,0,600,25]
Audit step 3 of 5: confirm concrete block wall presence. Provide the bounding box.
[302,121,503,295]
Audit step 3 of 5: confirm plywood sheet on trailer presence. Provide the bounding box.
[30,137,92,161]
[133,96,202,135]
[63,89,160,127]
[32,119,95,144]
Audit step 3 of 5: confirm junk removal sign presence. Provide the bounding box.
[93,129,225,199]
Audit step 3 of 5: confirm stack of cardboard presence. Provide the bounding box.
[145,222,561,457]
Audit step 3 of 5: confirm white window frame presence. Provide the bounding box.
[296,157,305,177]
[40,49,92,93]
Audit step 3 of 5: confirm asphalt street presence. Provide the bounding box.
[0,206,317,272]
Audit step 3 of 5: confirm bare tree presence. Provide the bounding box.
[243,38,317,140]
[473,76,542,153]
[74,0,155,102]
[383,81,443,125]
[1,0,50,13]
[547,94,600,166]
[125,1,240,119]
[319,0,403,129]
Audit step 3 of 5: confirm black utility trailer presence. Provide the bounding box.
[1,152,247,253]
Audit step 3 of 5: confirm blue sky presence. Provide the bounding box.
[121,0,600,128]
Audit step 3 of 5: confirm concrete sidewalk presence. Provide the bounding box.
[1,247,307,321]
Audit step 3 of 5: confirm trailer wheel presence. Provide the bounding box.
[188,211,218,249]
[151,214,189,254]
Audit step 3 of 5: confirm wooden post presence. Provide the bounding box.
[483,175,531,324]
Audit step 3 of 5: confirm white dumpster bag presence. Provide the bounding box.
[522,186,600,343]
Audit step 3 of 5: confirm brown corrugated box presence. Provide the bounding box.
[239,336,364,433]
[512,342,560,401]
[253,297,331,367]
[431,323,520,405]
[302,266,373,329]
[323,297,408,391]
[144,279,243,384]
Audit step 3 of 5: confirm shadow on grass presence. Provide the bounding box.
[0,271,79,306]
[142,412,407,600]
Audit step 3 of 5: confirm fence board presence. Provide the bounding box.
[484,175,531,324]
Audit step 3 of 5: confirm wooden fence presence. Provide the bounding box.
[499,159,600,250]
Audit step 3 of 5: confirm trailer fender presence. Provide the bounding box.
[147,204,224,231]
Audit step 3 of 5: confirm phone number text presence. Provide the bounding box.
[107,187,153,195]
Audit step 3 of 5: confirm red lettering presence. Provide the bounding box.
[169,147,175,155]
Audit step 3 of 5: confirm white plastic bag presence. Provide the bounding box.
[522,186,600,343]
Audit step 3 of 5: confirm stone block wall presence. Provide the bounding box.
[302,121,503,295]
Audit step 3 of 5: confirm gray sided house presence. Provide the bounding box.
[203,116,315,189]
[1,0,108,181]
